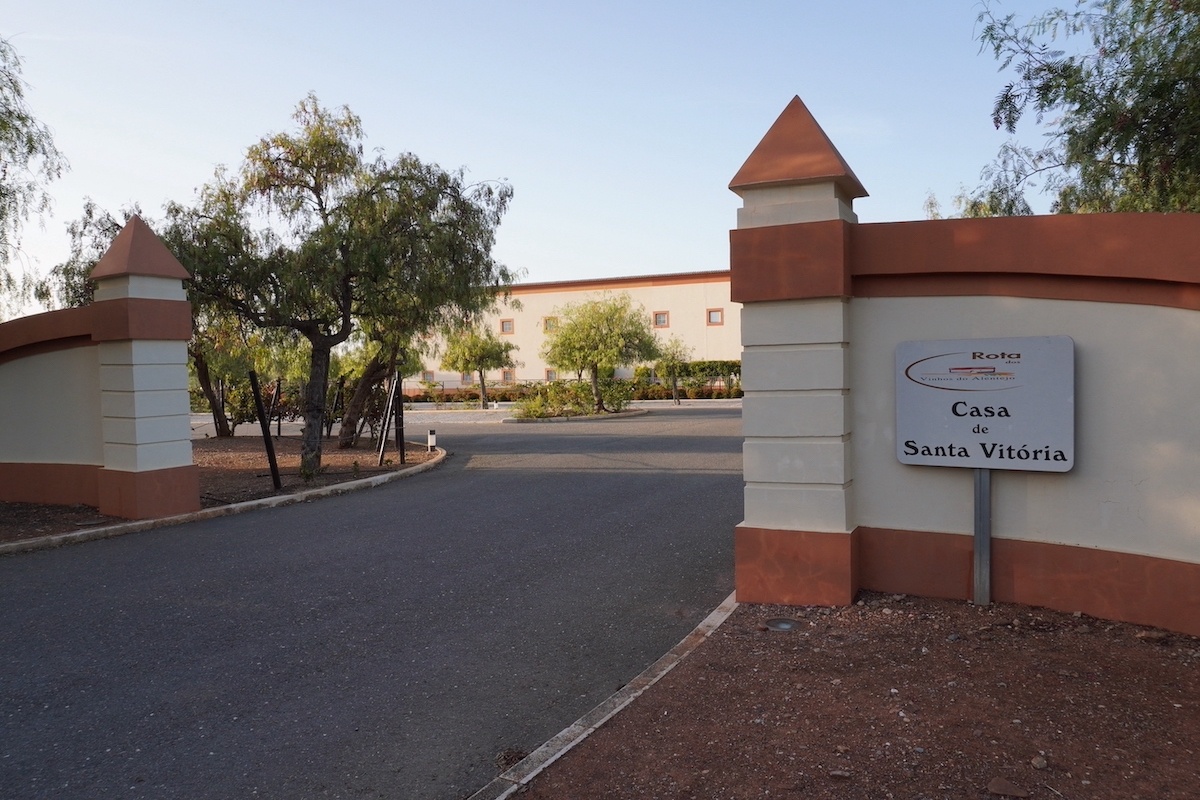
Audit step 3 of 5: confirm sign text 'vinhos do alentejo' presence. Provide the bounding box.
[895,336,1075,473]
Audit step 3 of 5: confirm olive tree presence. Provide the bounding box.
[542,293,659,413]
[175,94,515,474]
[440,324,519,408]
[655,335,693,406]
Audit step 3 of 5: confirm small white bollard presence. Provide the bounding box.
[428,429,437,452]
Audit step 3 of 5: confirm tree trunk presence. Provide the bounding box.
[477,368,489,409]
[300,341,333,477]
[338,352,390,449]
[670,373,681,406]
[590,364,604,413]
[191,347,233,437]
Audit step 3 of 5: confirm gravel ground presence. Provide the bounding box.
[520,593,1200,799]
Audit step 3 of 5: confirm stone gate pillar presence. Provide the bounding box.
[89,216,200,519]
[729,97,867,605]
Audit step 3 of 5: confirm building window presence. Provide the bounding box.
[545,369,558,382]
[501,369,516,384]
[499,319,515,334]
[653,311,670,329]
[421,371,435,383]
[543,317,558,333]
[707,308,724,326]
[460,372,473,384]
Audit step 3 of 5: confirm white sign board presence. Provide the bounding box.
[895,336,1075,472]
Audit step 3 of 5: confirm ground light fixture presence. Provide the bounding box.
[764,618,798,631]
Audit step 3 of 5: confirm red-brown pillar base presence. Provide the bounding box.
[734,525,859,606]
[736,523,1200,637]
[97,465,201,520]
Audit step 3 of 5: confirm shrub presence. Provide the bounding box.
[513,380,591,418]
[599,378,634,412]
[633,383,670,401]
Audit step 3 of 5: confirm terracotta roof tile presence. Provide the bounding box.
[729,96,867,199]
[89,215,191,281]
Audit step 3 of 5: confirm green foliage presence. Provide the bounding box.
[655,335,692,405]
[514,380,592,418]
[439,324,519,408]
[633,383,672,401]
[171,94,516,472]
[543,293,660,376]
[542,293,660,412]
[970,0,1200,214]
[513,378,635,418]
[599,378,634,412]
[681,359,741,381]
[654,337,692,375]
[0,36,67,297]
[221,380,261,434]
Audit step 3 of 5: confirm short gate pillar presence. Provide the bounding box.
[90,216,200,519]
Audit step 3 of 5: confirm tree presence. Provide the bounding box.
[175,94,516,474]
[34,199,140,309]
[0,35,68,296]
[655,335,693,406]
[542,293,660,413]
[970,0,1200,214]
[440,324,519,408]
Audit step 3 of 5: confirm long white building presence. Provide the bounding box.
[416,270,739,387]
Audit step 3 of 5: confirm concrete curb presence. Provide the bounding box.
[465,590,740,800]
[0,448,447,556]
[500,408,649,424]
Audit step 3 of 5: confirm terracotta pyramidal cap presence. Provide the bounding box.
[89,214,191,281]
[729,95,868,199]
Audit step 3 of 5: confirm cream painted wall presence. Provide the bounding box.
[0,347,103,464]
[417,275,740,386]
[850,296,1200,565]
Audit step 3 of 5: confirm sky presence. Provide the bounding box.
[4,0,1057,306]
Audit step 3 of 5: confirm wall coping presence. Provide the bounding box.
[731,213,1200,310]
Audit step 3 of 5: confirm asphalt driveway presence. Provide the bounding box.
[0,405,742,799]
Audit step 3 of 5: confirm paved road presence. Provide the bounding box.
[1,406,742,799]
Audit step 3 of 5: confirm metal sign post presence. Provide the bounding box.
[973,468,992,605]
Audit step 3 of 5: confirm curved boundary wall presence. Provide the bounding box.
[731,97,1200,636]
[0,217,199,520]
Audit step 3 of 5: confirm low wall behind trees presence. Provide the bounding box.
[731,97,1200,636]
[0,216,199,520]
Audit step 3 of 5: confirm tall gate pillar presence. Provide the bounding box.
[729,97,867,605]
